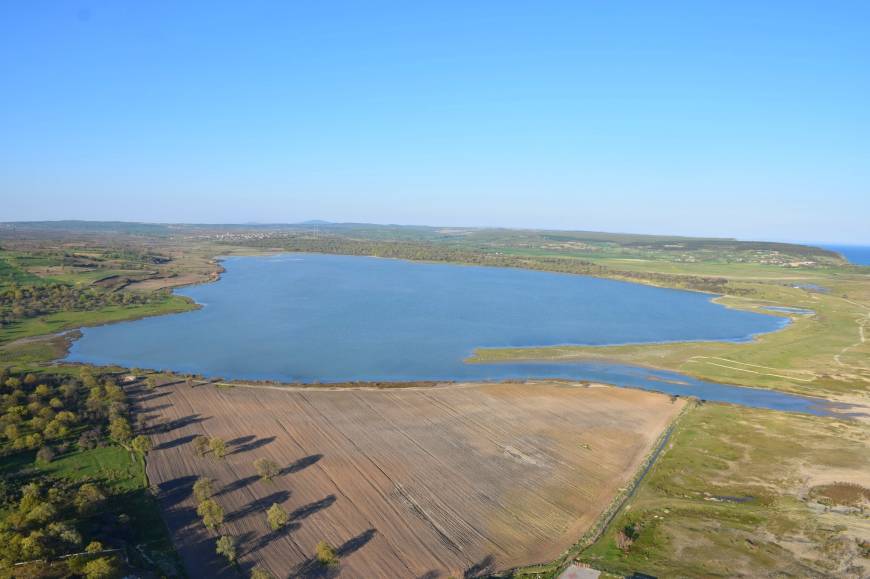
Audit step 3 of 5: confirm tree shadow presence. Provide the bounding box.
[136,391,171,402]
[157,475,197,508]
[215,474,260,497]
[155,433,197,450]
[464,555,495,578]
[226,490,291,522]
[231,435,275,455]
[227,434,254,446]
[280,453,323,475]
[289,495,336,522]
[143,413,209,435]
[290,529,377,578]
[241,523,300,556]
[417,572,440,579]
[336,528,377,557]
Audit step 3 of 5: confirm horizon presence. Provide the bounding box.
[2,218,868,248]
[2,2,869,243]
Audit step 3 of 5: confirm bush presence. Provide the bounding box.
[35,446,55,464]
[254,457,279,481]
[216,534,236,562]
[193,477,214,502]
[315,540,339,567]
[266,503,288,531]
[250,566,275,579]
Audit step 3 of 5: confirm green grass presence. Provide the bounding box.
[37,445,145,492]
[0,294,196,345]
[0,254,44,287]
[41,268,149,285]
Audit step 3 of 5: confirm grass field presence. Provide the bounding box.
[134,379,684,578]
[579,403,870,577]
[0,294,196,345]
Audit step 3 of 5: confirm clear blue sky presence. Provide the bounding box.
[1,2,868,243]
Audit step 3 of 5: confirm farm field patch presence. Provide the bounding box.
[134,380,684,578]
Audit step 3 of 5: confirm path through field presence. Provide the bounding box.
[132,381,684,578]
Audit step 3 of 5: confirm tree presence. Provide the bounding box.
[108,417,132,445]
[4,423,19,442]
[197,498,224,530]
[209,437,227,459]
[145,376,157,390]
[193,477,214,502]
[78,428,100,450]
[35,446,55,464]
[216,535,236,563]
[315,541,339,567]
[266,502,288,531]
[82,556,116,579]
[254,457,279,481]
[131,434,152,455]
[250,567,275,579]
[193,435,210,456]
[75,483,106,515]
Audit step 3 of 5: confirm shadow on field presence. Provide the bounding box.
[231,435,275,454]
[290,495,336,522]
[464,555,495,578]
[136,391,171,402]
[216,474,260,496]
[226,491,291,522]
[290,528,378,578]
[157,475,197,508]
[281,453,323,475]
[144,413,210,435]
[155,433,197,450]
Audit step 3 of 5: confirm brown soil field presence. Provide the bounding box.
[132,380,685,578]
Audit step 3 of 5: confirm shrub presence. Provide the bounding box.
[315,540,339,567]
[209,437,228,459]
[216,534,236,562]
[197,498,224,530]
[35,446,55,464]
[250,566,275,579]
[193,477,214,502]
[266,503,288,531]
[254,457,279,481]
[193,435,210,456]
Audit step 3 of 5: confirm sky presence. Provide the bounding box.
[1,2,868,243]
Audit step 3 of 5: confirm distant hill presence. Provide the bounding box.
[0,220,844,264]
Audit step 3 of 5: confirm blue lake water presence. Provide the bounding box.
[67,254,846,415]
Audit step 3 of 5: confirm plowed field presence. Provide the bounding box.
[134,381,684,578]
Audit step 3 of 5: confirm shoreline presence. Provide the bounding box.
[4,250,848,409]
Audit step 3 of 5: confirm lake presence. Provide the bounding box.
[67,254,843,415]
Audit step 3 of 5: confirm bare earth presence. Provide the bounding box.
[133,381,685,578]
